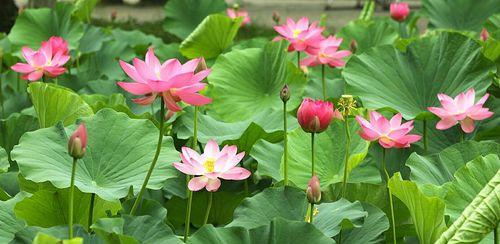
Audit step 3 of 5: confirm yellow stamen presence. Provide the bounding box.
[293,29,301,38]
[379,136,393,145]
[203,158,215,172]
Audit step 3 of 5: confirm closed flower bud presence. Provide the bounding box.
[111,10,117,22]
[306,175,321,203]
[280,84,290,102]
[272,11,280,24]
[480,28,489,42]
[349,39,357,54]
[297,98,334,133]
[195,57,208,73]
[68,124,87,159]
[390,2,410,22]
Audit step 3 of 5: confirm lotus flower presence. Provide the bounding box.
[173,140,251,192]
[480,28,489,41]
[428,89,493,133]
[297,98,339,133]
[273,17,324,53]
[11,38,70,81]
[356,111,421,148]
[306,175,321,204]
[68,123,87,159]
[300,36,351,67]
[227,8,251,26]
[390,2,410,22]
[117,47,212,112]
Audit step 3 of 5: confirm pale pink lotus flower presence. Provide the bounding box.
[173,140,251,192]
[117,47,212,112]
[428,89,493,133]
[356,111,421,148]
[480,28,489,41]
[300,36,351,67]
[273,17,324,53]
[227,8,251,26]
[11,38,70,81]
[390,2,410,22]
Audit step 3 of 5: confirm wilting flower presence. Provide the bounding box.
[173,140,251,192]
[297,98,338,133]
[480,28,489,41]
[117,47,212,112]
[306,175,321,204]
[356,111,421,148]
[428,89,493,133]
[227,8,251,26]
[300,36,351,67]
[68,123,87,159]
[273,17,324,53]
[390,2,410,22]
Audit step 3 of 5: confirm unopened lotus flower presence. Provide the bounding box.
[390,2,410,22]
[297,98,337,133]
[68,123,87,159]
[273,17,324,53]
[173,140,251,192]
[306,175,321,204]
[428,89,493,133]
[11,37,70,81]
[300,36,351,67]
[227,8,251,26]
[480,28,489,41]
[356,111,421,148]
[117,47,212,112]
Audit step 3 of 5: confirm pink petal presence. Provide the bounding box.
[219,167,251,180]
[459,117,475,133]
[203,140,220,159]
[188,176,208,191]
[476,93,490,106]
[21,47,35,60]
[389,113,402,128]
[132,93,157,105]
[436,117,457,130]
[133,58,156,81]
[428,107,450,118]
[120,60,147,84]
[145,47,161,70]
[175,91,212,106]
[117,82,153,95]
[11,63,34,73]
[26,70,44,81]
[206,178,221,192]
[161,92,183,112]
[172,162,197,175]
[44,66,66,77]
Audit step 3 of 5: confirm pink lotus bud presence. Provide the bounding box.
[306,175,321,203]
[350,39,357,53]
[68,124,87,159]
[390,2,410,22]
[111,10,117,22]
[280,84,290,102]
[480,28,489,42]
[297,98,334,133]
[272,11,280,24]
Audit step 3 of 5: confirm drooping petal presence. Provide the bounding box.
[219,167,251,180]
[26,70,44,81]
[459,117,475,133]
[11,63,35,73]
[172,162,197,175]
[175,91,212,106]
[206,178,221,192]
[435,117,457,130]
[117,82,153,95]
[188,176,209,191]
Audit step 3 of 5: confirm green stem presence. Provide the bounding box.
[129,98,165,215]
[297,51,301,68]
[423,119,428,153]
[382,148,397,244]
[184,106,199,242]
[283,101,289,185]
[192,106,198,149]
[87,193,95,230]
[184,184,193,242]
[0,75,4,119]
[76,54,80,74]
[309,203,314,223]
[311,133,315,177]
[54,77,58,86]
[460,127,465,142]
[495,225,498,244]
[341,118,351,198]
[68,157,77,239]
[321,64,326,100]
[202,192,213,226]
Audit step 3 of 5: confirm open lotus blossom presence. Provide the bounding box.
[173,140,251,192]
[428,89,493,133]
[297,98,340,133]
[356,111,421,148]
[390,2,410,22]
[227,8,251,26]
[273,17,324,53]
[300,36,351,67]
[11,37,70,81]
[117,47,212,112]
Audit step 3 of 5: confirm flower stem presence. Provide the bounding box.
[87,193,95,230]
[68,157,77,239]
[494,225,498,244]
[0,75,4,119]
[311,133,315,176]
[308,203,314,223]
[192,106,198,149]
[321,64,326,100]
[341,118,351,198]
[423,119,428,153]
[382,148,397,244]
[184,185,193,242]
[297,51,301,68]
[283,101,289,185]
[129,98,165,215]
[202,192,213,226]
[184,106,199,242]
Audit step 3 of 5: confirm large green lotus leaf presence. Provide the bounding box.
[180,14,242,59]
[312,199,367,237]
[343,32,495,119]
[422,0,500,32]
[11,109,179,201]
[12,225,99,243]
[0,112,39,158]
[14,188,121,229]
[1,71,31,119]
[388,173,447,244]
[28,82,94,128]
[207,40,307,122]
[342,203,390,244]
[0,196,26,243]
[73,0,99,23]
[7,3,84,50]
[32,232,83,244]
[337,18,398,54]
[188,218,334,244]
[163,0,227,39]
[110,29,163,49]
[78,25,110,54]
[0,147,8,173]
[92,215,182,244]
[286,119,370,188]
[250,139,283,181]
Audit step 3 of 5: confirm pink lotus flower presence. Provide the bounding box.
[297,98,338,133]
[273,17,324,53]
[11,38,70,81]
[117,47,212,112]
[68,123,87,159]
[356,111,421,148]
[390,2,410,22]
[227,8,251,26]
[428,89,493,133]
[300,36,351,67]
[173,140,251,192]
[48,36,69,56]
[480,28,489,41]
[306,175,321,204]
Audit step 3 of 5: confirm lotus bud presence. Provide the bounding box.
[195,57,208,73]
[111,10,117,22]
[272,11,280,24]
[280,84,290,102]
[390,2,410,22]
[68,123,87,159]
[306,175,321,204]
[480,28,489,42]
[350,39,357,54]
[297,98,334,133]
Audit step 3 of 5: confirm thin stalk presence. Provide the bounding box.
[0,75,4,119]
[311,133,315,176]
[283,101,289,185]
[321,64,326,100]
[297,51,301,68]
[76,54,80,74]
[382,148,397,244]
[460,127,465,142]
[68,157,78,239]
[192,106,198,149]
[495,225,498,244]
[308,203,314,223]
[184,106,199,242]
[129,99,165,215]
[184,189,193,242]
[202,192,213,226]
[423,119,428,153]
[87,193,95,230]
[54,77,58,86]
[341,118,351,198]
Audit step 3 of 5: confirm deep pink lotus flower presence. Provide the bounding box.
[297,98,336,133]
[48,36,69,56]
[273,17,324,53]
[173,140,251,192]
[227,8,251,26]
[428,89,493,133]
[11,38,70,81]
[480,28,489,41]
[300,36,351,67]
[68,123,87,159]
[117,47,212,112]
[356,111,421,148]
[390,2,410,22]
